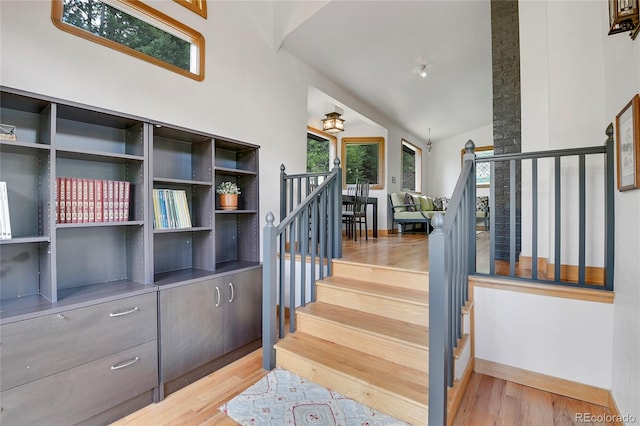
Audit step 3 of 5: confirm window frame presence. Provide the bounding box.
[174,0,207,19]
[51,0,205,81]
[341,137,385,190]
[401,139,422,193]
[307,126,337,173]
[461,145,493,188]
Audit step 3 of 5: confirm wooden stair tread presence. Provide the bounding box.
[297,302,428,348]
[317,276,428,305]
[274,332,429,405]
[333,259,430,276]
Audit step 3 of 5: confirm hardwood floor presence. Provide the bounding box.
[112,233,615,426]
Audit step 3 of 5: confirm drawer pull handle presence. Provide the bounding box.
[109,307,139,317]
[215,286,221,307]
[111,357,140,370]
[229,282,234,302]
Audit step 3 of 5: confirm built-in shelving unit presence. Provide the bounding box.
[0,86,262,423]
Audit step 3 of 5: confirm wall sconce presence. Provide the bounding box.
[322,112,345,133]
[608,0,639,40]
[426,128,432,153]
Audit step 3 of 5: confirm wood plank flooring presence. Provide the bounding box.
[112,233,615,426]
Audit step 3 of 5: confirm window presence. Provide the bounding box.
[462,145,493,187]
[306,127,336,173]
[52,0,205,81]
[174,0,207,18]
[401,139,422,192]
[342,137,385,190]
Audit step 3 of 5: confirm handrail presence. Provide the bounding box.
[262,159,342,370]
[429,126,616,424]
[428,140,476,426]
[478,125,615,289]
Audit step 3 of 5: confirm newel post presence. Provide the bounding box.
[262,212,278,370]
[428,213,450,426]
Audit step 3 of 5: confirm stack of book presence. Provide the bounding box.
[0,181,12,239]
[152,189,192,230]
[56,177,130,224]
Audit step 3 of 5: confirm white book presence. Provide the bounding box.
[0,182,12,240]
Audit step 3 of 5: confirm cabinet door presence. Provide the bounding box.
[224,268,262,352]
[160,278,224,382]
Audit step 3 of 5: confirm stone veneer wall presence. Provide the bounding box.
[491,0,521,260]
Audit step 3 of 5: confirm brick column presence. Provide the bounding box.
[491,0,521,261]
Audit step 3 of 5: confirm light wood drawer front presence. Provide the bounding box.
[0,293,157,391]
[0,340,158,426]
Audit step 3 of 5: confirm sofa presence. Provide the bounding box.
[388,192,489,233]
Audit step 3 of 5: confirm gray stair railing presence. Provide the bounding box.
[428,140,477,426]
[477,124,615,289]
[262,159,343,370]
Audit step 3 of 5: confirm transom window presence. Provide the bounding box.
[52,0,205,81]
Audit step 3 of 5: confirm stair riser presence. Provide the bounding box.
[296,314,429,373]
[332,262,428,291]
[317,285,429,327]
[276,350,428,426]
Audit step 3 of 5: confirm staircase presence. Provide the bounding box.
[273,259,430,425]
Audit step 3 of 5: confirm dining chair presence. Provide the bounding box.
[351,180,370,240]
[342,183,357,239]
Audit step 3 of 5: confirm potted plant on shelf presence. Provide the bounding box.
[217,181,241,210]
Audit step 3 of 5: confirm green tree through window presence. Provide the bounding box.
[307,133,330,173]
[53,0,204,80]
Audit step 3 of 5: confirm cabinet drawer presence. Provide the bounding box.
[1,340,158,426]
[1,292,157,391]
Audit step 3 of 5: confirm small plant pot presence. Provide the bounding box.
[220,194,239,210]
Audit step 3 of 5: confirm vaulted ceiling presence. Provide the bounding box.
[279,0,493,144]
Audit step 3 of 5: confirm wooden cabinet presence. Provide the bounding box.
[0,86,262,419]
[0,292,158,425]
[159,266,262,396]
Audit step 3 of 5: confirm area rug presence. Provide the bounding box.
[220,368,411,425]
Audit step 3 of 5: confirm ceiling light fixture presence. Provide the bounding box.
[322,112,345,133]
[426,128,432,153]
[418,64,428,78]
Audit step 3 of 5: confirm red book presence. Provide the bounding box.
[81,178,89,223]
[107,180,114,222]
[118,180,125,221]
[71,178,78,223]
[95,179,103,222]
[123,181,130,221]
[65,178,72,223]
[87,179,95,223]
[113,180,120,221]
[56,177,62,224]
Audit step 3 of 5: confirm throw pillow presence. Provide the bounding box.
[441,197,451,211]
[432,197,443,211]
[404,192,416,212]
[419,196,433,212]
[390,192,406,212]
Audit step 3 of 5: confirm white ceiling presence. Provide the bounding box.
[280,0,493,144]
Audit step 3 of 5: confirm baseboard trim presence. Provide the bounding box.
[608,391,625,426]
[474,358,610,407]
[447,357,474,426]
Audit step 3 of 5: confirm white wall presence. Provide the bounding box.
[474,286,614,388]
[0,0,423,239]
[519,0,608,265]
[427,124,493,197]
[474,1,639,417]
[600,0,640,418]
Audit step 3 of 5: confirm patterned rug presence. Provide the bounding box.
[220,368,411,425]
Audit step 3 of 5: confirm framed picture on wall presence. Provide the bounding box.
[615,94,640,191]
